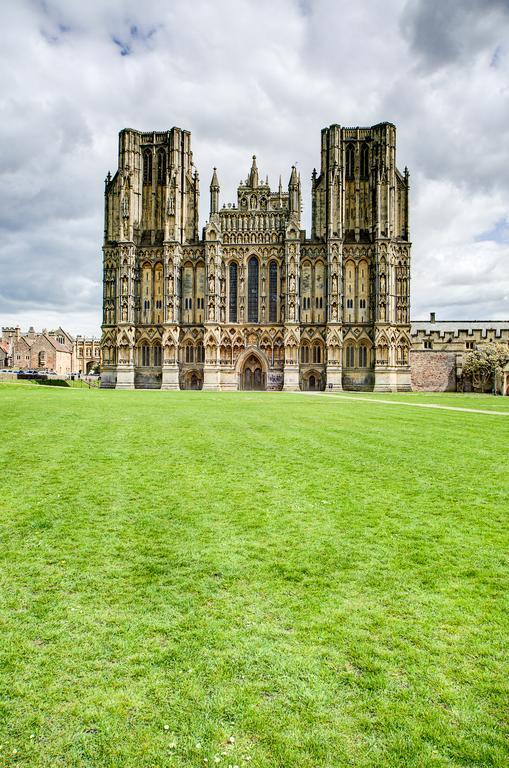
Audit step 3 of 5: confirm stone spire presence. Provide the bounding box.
[288,165,301,215]
[248,155,259,188]
[210,167,220,215]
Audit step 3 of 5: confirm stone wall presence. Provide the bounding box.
[410,350,457,392]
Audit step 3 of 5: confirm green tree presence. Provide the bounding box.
[462,342,509,392]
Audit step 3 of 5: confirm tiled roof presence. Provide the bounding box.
[45,335,72,353]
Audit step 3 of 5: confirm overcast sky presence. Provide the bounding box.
[1,0,508,336]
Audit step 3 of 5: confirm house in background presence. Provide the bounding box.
[410,314,509,391]
[73,336,101,374]
[1,326,101,376]
[0,340,10,367]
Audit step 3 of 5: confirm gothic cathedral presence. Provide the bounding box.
[100,124,411,391]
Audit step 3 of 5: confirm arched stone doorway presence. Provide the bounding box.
[241,353,266,391]
[181,370,203,390]
[301,369,323,391]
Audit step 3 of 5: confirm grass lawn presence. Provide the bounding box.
[0,382,508,767]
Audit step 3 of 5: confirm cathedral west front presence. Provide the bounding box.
[100,123,411,391]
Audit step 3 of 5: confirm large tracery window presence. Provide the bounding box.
[229,262,238,323]
[269,261,278,323]
[248,256,259,323]
[143,150,152,185]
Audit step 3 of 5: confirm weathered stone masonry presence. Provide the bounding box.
[100,124,411,391]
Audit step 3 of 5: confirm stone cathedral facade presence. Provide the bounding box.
[100,123,411,391]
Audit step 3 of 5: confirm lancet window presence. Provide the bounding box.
[248,256,259,323]
[143,150,152,184]
[269,261,278,323]
[360,143,369,179]
[229,263,238,323]
[346,143,354,180]
[157,150,166,185]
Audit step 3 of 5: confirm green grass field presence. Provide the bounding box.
[0,382,508,767]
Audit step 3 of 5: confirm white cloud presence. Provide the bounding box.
[0,0,508,335]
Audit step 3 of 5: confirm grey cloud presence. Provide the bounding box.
[401,0,509,71]
[0,0,508,335]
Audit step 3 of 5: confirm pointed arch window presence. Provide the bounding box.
[397,344,408,365]
[143,150,152,185]
[157,150,166,185]
[359,345,368,367]
[153,344,162,367]
[313,344,322,364]
[346,143,354,180]
[269,261,278,323]
[377,343,389,365]
[360,143,369,180]
[346,345,355,367]
[300,345,309,364]
[248,256,259,323]
[229,262,238,323]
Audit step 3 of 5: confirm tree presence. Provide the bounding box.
[462,343,509,392]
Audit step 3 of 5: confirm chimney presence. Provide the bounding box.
[430,312,436,323]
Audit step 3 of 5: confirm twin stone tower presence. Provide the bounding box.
[100,123,411,391]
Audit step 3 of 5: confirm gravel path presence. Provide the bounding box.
[296,391,509,416]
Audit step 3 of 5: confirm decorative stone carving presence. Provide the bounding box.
[101,122,411,392]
